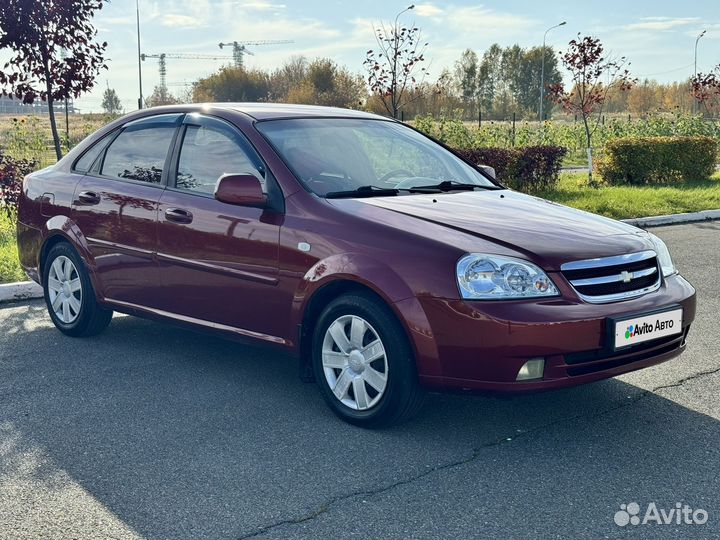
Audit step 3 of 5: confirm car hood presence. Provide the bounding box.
[346,190,653,271]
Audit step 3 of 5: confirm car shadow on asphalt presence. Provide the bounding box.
[1,305,718,539]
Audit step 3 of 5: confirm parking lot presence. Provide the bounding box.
[1,222,718,539]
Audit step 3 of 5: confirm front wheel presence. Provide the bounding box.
[43,242,113,337]
[312,292,425,428]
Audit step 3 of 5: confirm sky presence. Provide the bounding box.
[60,0,720,112]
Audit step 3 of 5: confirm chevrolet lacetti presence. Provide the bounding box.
[16,104,696,427]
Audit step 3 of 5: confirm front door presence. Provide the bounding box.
[154,114,286,342]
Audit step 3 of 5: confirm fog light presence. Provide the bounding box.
[516,358,545,381]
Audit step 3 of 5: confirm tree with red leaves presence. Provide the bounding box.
[0,0,108,160]
[691,65,720,115]
[364,9,429,119]
[547,35,635,184]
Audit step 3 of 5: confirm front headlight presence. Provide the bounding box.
[648,233,676,277]
[456,254,559,300]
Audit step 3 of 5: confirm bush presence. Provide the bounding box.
[0,153,36,218]
[456,146,567,191]
[596,136,718,185]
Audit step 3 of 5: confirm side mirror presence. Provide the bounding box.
[215,173,266,207]
[478,164,496,180]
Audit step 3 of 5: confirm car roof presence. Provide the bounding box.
[157,102,392,121]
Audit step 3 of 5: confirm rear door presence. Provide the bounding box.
[71,113,182,306]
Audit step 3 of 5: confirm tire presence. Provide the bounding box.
[312,292,425,428]
[42,241,113,337]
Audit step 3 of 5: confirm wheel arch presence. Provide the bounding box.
[298,278,414,382]
[293,253,430,383]
[38,216,103,298]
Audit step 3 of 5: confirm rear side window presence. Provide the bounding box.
[73,130,115,173]
[101,124,177,184]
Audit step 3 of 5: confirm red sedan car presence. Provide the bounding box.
[16,104,696,427]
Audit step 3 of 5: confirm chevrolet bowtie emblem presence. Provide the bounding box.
[620,270,634,283]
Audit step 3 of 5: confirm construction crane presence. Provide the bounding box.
[140,53,233,89]
[218,40,294,69]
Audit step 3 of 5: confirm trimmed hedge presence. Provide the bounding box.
[456,145,567,191]
[597,136,718,185]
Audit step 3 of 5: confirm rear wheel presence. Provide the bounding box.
[312,292,425,428]
[43,242,113,337]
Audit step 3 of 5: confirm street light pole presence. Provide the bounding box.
[136,0,143,110]
[693,29,706,115]
[395,4,414,28]
[539,21,566,122]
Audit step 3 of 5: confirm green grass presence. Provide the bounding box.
[0,212,25,284]
[536,172,720,220]
[560,151,589,168]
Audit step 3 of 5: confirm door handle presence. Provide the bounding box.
[77,191,100,205]
[165,207,193,224]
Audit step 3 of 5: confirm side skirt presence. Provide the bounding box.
[103,298,294,348]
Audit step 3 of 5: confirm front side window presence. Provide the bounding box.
[175,122,264,194]
[256,118,496,197]
[101,123,177,184]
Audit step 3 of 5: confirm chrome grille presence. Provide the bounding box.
[561,250,661,303]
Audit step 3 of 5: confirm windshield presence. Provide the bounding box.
[255,118,497,197]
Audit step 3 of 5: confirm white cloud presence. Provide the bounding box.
[625,17,700,31]
[102,15,135,26]
[444,5,536,40]
[161,14,208,28]
[229,17,342,41]
[414,4,444,18]
[235,1,286,11]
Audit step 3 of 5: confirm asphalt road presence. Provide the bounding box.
[1,222,719,540]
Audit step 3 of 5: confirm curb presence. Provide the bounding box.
[0,281,43,304]
[623,209,720,228]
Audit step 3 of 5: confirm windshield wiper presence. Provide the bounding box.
[408,180,502,192]
[325,185,400,199]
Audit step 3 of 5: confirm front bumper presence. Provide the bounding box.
[411,273,696,392]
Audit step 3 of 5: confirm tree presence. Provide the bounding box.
[468,43,561,121]
[521,45,561,118]
[0,0,108,160]
[270,56,309,100]
[192,67,270,103]
[499,44,524,117]
[364,11,429,118]
[627,79,657,114]
[146,85,179,107]
[691,65,720,116]
[285,59,365,108]
[477,44,503,119]
[453,49,478,118]
[547,35,635,184]
[101,85,122,114]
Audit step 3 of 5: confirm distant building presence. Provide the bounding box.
[0,96,77,115]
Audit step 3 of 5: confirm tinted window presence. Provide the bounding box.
[73,130,115,173]
[176,123,264,194]
[101,125,176,184]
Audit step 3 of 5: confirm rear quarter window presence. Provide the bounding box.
[72,130,116,173]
